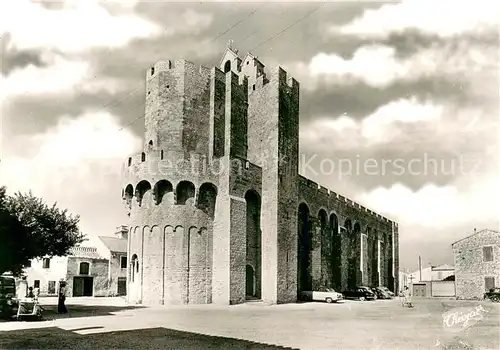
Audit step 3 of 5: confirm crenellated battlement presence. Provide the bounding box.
[124,44,399,306]
[146,59,211,81]
[297,175,393,224]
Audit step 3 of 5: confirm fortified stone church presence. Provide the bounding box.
[121,43,399,305]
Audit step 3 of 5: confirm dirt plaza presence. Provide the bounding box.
[1,297,499,349]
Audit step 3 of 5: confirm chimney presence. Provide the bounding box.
[114,225,128,240]
[474,228,476,233]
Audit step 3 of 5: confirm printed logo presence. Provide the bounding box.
[442,305,489,333]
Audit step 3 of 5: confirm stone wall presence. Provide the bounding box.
[65,257,109,297]
[453,230,500,299]
[107,252,127,296]
[122,50,399,306]
[297,176,397,293]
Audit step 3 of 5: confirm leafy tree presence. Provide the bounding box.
[0,186,86,276]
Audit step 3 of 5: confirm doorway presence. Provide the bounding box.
[73,277,94,297]
[246,265,255,298]
[117,277,127,296]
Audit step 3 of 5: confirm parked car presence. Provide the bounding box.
[342,286,376,301]
[0,275,18,320]
[378,286,395,298]
[299,287,344,303]
[484,288,500,302]
[372,287,393,299]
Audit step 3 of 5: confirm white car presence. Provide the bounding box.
[299,287,343,303]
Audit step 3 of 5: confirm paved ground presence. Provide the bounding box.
[1,297,499,349]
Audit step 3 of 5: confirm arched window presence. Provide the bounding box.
[148,140,153,149]
[79,262,90,275]
[176,181,195,205]
[141,152,146,162]
[224,60,231,73]
[131,254,138,282]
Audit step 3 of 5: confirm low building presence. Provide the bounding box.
[408,264,455,284]
[94,226,128,296]
[24,247,109,297]
[409,264,455,298]
[23,226,129,298]
[452,229,500,299]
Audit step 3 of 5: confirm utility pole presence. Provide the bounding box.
[419,255,422,282]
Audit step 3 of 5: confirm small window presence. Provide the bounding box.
[148,140,153,148]
[224,60,231,73]
[48,281,56,294]
[252,84,255,91]
[128,157,132,166]
[120,256,127,269]
[26,260,32,268]
[141,152,146,162]
[161,150,164,160]
[34,280,40,288]
[483,246,493,262]
[79,262,90,275]
[42,258,50,269]
[151,67,155,75]
[485,276,495,291]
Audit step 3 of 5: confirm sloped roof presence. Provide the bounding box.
[432,264,454,271]
[99,236,127,253]
[451,229,500,247]
[69,247,105,260]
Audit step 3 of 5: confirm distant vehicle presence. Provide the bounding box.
[484,288,500,302]
[0,275,16,299]
[342,286,376,301]
[372,287,393,299]
[378,286,395,298]
[0,275,18,319]
[299,287,344,303]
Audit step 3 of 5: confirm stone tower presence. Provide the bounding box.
[121,44,300,305]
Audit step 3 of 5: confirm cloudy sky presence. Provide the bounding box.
[1,0,498,271]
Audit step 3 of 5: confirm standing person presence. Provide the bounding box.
[402,286,410,307]
[57,281,68,314]
[33,286,40,302]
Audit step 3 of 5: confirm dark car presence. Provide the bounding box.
[342,286,376,301]
[484,288,500,302]
[0,276,18,319]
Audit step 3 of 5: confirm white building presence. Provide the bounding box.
[408,264,455,283]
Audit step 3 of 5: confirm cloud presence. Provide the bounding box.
[300,97,445,149]
[0,53,126,104]
[1,0,163,53]
[357,173,499,230]
[332,0,500,39]
[291,41,497,90]
[0,111,142,235]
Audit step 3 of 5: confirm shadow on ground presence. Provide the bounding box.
[39,304,145,320]
[0,327,298,349]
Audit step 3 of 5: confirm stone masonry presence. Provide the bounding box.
[453,229,500,299]
[121,45,399,306]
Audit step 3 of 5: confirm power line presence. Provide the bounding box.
[119,4,326,132]
[106,7,261,132]
[212,9,258,41]
[249,2,326,53]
